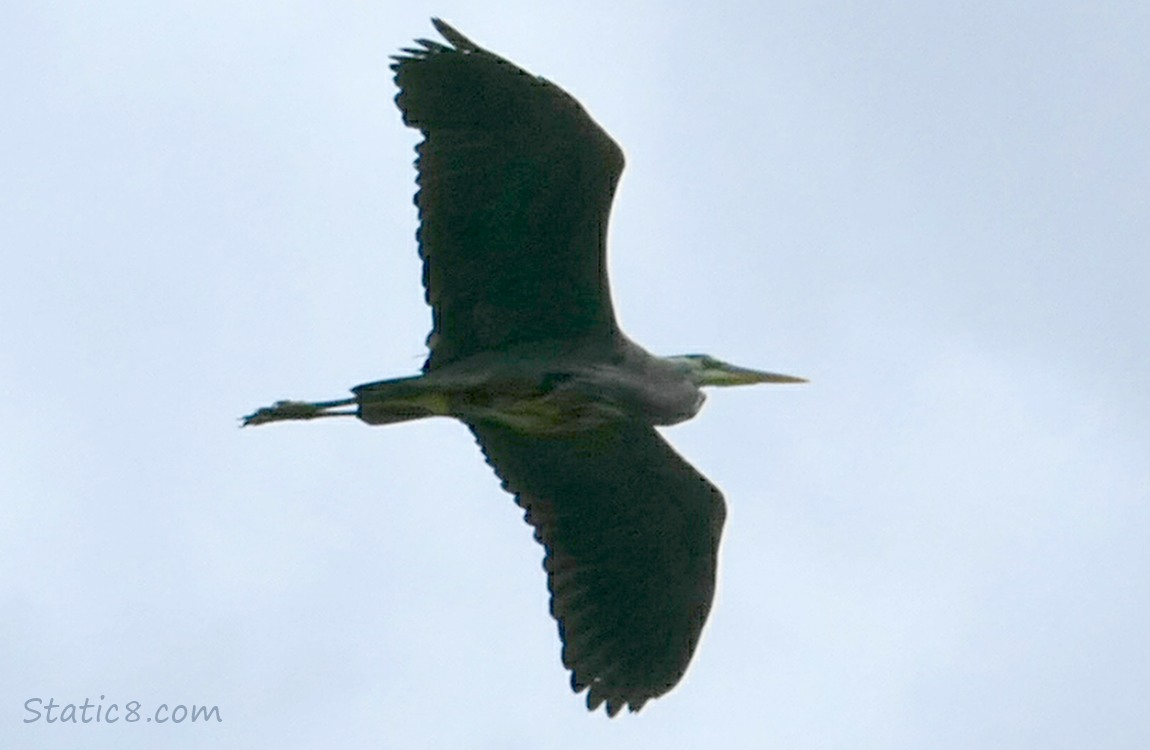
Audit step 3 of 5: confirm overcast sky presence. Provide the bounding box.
[3,1,1148,748]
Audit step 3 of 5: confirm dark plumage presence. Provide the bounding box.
[244,18,803,716]
[393,19,623,370]
[471,421,724,715]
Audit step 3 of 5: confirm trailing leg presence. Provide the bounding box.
[241,397,357,427]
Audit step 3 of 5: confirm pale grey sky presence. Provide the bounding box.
[3,2,1148,748]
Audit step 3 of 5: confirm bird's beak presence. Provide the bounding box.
[712,365,807,386]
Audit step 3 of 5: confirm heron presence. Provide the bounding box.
[244,18,804,716]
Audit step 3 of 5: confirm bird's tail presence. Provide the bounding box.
[350,375,452,426]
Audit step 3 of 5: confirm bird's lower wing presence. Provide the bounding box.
[469,421,727,715]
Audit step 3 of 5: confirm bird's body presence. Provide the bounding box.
[351,335,705,433]
[245,18,802,716]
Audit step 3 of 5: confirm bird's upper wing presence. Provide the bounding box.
[391,19,626,371]
[469,420,727,716]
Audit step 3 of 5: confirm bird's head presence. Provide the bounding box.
[666,354,807,388]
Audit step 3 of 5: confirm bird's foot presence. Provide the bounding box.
[241,398,357,427]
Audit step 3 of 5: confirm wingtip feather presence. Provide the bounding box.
[431,17,480,52]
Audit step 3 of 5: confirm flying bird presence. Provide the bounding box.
[244,18,803,716]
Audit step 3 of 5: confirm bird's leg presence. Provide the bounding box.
[241,397,357,427]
